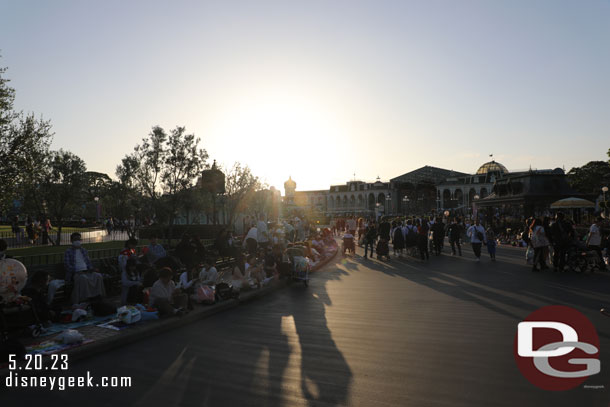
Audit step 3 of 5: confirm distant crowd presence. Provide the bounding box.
[332,213,609,272]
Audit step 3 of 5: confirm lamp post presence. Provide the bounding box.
[386,193,391,216]
[603,186,608,218]
[473,194,480,221]
[402,196,409,216]
[375,202,381,222]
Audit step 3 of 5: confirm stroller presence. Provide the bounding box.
[342,234,355,256]
[376,238,390,261]
[565,240,602,273]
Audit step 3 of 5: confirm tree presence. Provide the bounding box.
[39,150,87,244]
[567,161,610,195]
[116,126,167,217]
[0,62,53,212]
[224,162,263,226]
[161,126,209,228]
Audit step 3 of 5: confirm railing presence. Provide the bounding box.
[14,246,148,267]
[1,228,135,249]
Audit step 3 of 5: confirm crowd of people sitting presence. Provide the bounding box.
[0,215,338,336]
[334,213,609,272]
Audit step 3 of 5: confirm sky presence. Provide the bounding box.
[1,0,609,195]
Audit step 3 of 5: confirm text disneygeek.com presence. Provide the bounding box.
[3,354,131,391]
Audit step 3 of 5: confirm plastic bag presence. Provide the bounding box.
[56,329,84,344]
[195,285,215,304]
[117,305,141,324]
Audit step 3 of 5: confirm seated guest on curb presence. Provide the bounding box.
[149,267,187,317]
[244,225,258,254]
[146,235,167,264]
[118,238,138,275]
[231,254,251,293]
[179,266,200,294]
[64,233,106,304]
[199,257,218,286]
[121,258,143,305]
[245,253,265,287]
[21,270,56,325]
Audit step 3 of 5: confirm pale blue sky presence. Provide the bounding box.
[1,0,609,193]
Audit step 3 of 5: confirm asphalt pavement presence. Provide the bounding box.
[2,242,610,407]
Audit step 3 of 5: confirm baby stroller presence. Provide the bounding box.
[342,234,355,256]
[376,238,390,261]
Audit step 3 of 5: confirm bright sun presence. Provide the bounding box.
[211,91,348,191]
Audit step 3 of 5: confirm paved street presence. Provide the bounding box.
[2,243,610,407]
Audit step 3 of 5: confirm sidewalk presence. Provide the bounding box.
[1,246,338,374]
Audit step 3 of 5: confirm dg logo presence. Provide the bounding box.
[514,305,600,391]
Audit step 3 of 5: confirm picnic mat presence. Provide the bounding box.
[40,316,114,336]
[26,338,95,355]
[96,319,133,331]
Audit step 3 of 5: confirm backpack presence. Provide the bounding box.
[215,282,237,301]
[474,227,484,241]
[406,226,417,247]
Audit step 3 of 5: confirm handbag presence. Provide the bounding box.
[195,285,215,304]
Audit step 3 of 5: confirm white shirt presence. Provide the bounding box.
[245,227,258,241]
[149,280,176,306]
[73,250,88,272]
[199,266,218,284]
[257,221,269,243]
[588,224,602,246]
[179,272,195,289]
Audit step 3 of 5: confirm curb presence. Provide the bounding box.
[1,246,339,373]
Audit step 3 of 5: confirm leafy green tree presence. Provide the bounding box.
[567,161,610,194]
[39,150,87,243]
[116,126,167,217]
[161,126,209,228]
[0,62,52,212]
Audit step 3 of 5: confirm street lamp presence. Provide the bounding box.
[386,193,391,215]
[473,195,480,221]
[602,186,608,218]
[402,196,409,216]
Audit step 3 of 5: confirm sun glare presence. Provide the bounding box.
[211,91,347,191]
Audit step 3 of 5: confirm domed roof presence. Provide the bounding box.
[476,160,508,175]
[284,176,296,188]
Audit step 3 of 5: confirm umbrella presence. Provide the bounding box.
[550,197,595,209]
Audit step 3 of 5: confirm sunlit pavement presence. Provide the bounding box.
[2,243,610,407]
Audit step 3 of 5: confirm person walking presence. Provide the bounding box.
[447,218,463,256]
[363,222,377,259]
[586,217,606,271]
[485,223,497,261]
[530,218,550,271]
[467,219,486,262]
[417,219,430,261]
[392,221,405,257]
[550,212,572,272]
[431,218,445,256]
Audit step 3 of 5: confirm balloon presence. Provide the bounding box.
[0,258,28,303]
